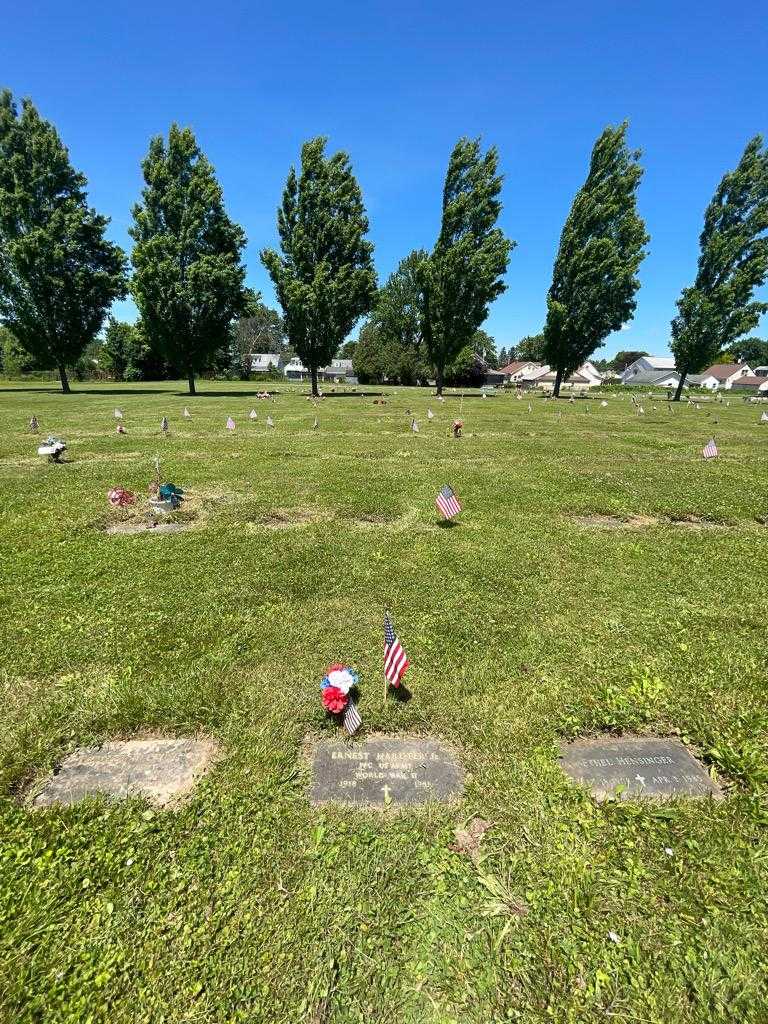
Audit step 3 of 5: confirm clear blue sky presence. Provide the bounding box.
[3,0,766,358]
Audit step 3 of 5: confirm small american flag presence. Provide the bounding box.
[226,417,235,431]
[249,409,258,420]
[183,407,192,418]
[436,484,462,520]
[114,408,123,419]
[761,412,768,423]
[427,409,434,420]
[266,416,274,428]
[343,701,362,736]
[702,438,718,459]
[384,612,409,687]
[313,417,319,430]
[411,419,419,433]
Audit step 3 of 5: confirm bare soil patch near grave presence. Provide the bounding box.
[573,512,730,530]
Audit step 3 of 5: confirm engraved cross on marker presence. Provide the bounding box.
[381,784,392,803]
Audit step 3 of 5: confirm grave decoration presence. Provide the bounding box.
[452,419,463,438]
[226,417,236,431]
[114,408,123,419]
[116,423,127,435]
[29,415,39,433]
[161,416,169,433]
[37,436,67,462]
[108,487,136,508]
[436,484,462,521]
[427,409,434,419]
[183,407,192,418]
[147,457,185,515]
[249,409,258,420]
[411,418,420,433]
[313,417,319,430]
[266,415,274,428]
[384,611,409,693]
[321,664,362,735]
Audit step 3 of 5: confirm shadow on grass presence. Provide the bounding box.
[436,519,459,529]
[389,684,412,704]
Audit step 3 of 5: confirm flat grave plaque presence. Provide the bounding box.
[560,736,722,801]
[310,736,463,807]
[32,738,217,809]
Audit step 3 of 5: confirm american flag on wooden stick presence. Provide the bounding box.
[343,701,362,735]
[702,438,718,459]
[384,612,409,687]
[436,484,462,520]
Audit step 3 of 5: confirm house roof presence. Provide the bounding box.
[730,375,765,388]
[536,370,592,384]
[623,369,680,386]
[640,356,676,370]
[498,360,541,375]
[702,363,749,381]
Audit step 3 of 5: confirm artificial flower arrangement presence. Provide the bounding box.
[37,436,67,462]
[108,487,136,508]
[320,663,362,734]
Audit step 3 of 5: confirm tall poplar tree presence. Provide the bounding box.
[130,124,248,395]
[418,138,513,395]
[543,123,648,397]
[670,136,768,401]
[0,91,127,393]
[261,137,377,397]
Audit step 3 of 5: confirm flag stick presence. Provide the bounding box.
[384,608,389,706]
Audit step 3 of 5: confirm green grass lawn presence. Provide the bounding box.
[1,380,767,1023]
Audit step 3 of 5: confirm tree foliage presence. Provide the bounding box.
[516,334,545,362]
[353,250,430,384]
[726,336,768,367]
[130,124,248,395]
[261,137,377,396]
[0,91,127,392]
[611,349,649,371]
[417,138,514,394]
[543,123,648,396]
[670,136,768,399]
[231,296,287,380]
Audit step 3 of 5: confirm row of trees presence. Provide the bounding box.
[1,88,766,397]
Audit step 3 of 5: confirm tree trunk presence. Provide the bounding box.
[672,371,686,402]
[310,365,319,398]
[187,369,196,395]
[553,366,563,398]
[57,363,71,394]
[435,364,444,397]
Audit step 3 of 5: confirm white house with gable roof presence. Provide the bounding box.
[619,355,676,383]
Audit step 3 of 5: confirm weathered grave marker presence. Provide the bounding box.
[32,738,217,808]
[560,736,722,801]
[310,736,463,807]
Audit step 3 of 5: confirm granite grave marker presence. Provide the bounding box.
[560,736,722,801]
[310,736,463,807]
[32,738,217,809]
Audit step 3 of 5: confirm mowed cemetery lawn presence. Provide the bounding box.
[2,380,768,1024]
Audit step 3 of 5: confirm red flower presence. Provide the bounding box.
[322,686,348,714]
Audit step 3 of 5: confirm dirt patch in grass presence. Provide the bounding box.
[250,508,329,529]
[104,520,189,535]
[574,513,728,530]
[573,513,659,529]
[666,514,726,529]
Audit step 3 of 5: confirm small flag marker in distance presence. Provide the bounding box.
[436,484,462,520]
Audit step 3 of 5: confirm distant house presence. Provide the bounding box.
[484,366,506,386]
[250,353,283,374]
[498,360,543,383]
[283,356,357,383]
[499,360,601,390]
[694,363,753,390]
[622,369,682,389]
[729,374,768,393]
[753,365,768,378]
[619,355,676,383]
